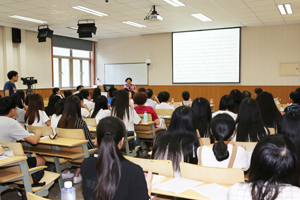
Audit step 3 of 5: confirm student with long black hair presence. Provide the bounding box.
[91,95,111,123]
[230,89,242,112]
[25,93,50,126]
[152,106,201,177]
[50,98,66,134]
[92,87,101,102]
[197,114,250,171]
[212,95,237,120]
[81,117,152,200]
[234,98,269,142]
[256,91,282,133]
[227,134,300,200]
[192,97,213,142]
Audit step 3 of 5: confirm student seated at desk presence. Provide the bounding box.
[212,95,237,121]
[133,91,160,127]
[74,93,91,118]
[107,87,117,106]
[152,106,201,177]
[197,114,250,171]
[12,93,26,125]
[91,95,111,123]
[58,95,96,183]
[50,98,66,134]
[81,116,152,200]
[80,89,95,111]
[25,93,50,126]
[45,87,62,116]
[179,91,192,107]
[145,88,160,109]
[230,89,242,113]
[227,134,300,200]
[0,96,45,167]
[285,91,300,112]
[155,91,175,111]
[91,87,101,102]
[63,90,72,99]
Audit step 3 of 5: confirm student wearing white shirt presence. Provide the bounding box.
[145,88,160,109]
[74,93,91,118]
[212,95,237,121]
[227,134,300,200]
[197,114,250,171]
[155,91,175,111]
[80,89,95,111]
[25,93,50,126]
[50,99,65,134]
[73,85,84,95]
[91,95,111,123]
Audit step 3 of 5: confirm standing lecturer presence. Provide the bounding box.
[4,70,18,96]
[123,77,137,93]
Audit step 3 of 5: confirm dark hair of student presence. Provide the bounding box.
[125,77,132,82]
[113,90,119,98]
[111,89,130,120]
[138,87,146,92]
[24,94,44,125]
[219,95,237,113]
[91,96,109,118]
[11,94,23,109]
[152,106,199,170]
[242,90,251,99]
[256,92,282,130]
[236,98,269,142]
[57,95,82,129]
[76,85,83,91]
[296,87,300,94]
[279,111,300,154]
[52,87,59,94]
[0,96,16,115]
[63,90,72,98]
[192,97,213,141]
[182,91,190,101]
[53,98,66,116]
[249,134,299,200]
[157,91,163,103]
[80,89,90,99]
[108,87,117,97]
[24,93,34,106]
[129,90,135,99]
[210,114,235,161]
[92,88,101,101]
[230,89,242,112]
[146,88,153,99]
[94,117,125,200]
[254,88,263,95]
[7,70,18,80]
[74,93,84,101]
[16,90,25,102]
[133,92,148,105]
[160,91,170,102]
[289,91,300,104]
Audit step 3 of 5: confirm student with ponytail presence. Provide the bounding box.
[81,116,152,200]
[197,114,250,171]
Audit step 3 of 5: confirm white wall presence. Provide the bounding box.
[96,24,300,86]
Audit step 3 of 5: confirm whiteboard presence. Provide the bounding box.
[104,63,148,85]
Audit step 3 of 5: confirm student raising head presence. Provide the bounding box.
[81,116,152,200]
[212,95,237,121]
[179,91,192,107]
[227,134,300,200]
[155,91,174,111]
[230,89,242,112]
[152,106,201,177]
[91,95,111,123]
[25,93,50,126]
[197,114,250,171]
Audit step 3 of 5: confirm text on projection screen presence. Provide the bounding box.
[173,28,240,83]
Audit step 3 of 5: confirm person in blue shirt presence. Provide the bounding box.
[107,87,117,106]
[3,70,18,96]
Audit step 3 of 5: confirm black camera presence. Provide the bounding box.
[21,77,38,86]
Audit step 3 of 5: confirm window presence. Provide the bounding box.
[53,47,91,88]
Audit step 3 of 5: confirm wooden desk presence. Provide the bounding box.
[0,156,27,167]
[139,121,155,125]
[152,177,231,200]
[37,138,88,147]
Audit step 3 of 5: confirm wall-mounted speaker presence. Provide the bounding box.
[12,28,21,43]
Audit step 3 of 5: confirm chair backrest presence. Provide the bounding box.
[154,109,173,116]
[201,138,211,145]
[180,162,245,185]
[26,192,49,200]
[83,118,97,127]
[125,156,174,177]
[27,125,54,136]
[138,114,153,121]
[234,142,257,152]
[268,128,275,135]
[55,128,85,139]
[0,142,25,156]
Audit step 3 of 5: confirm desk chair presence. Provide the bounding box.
[268,128,275,135]
[0,142,60,199]
[125,156,174,177]
[121,136,140,157]
[180,162,245,185]
[27,125,54,136]
[154,109,173,116]
[234,142,257,152]
[201,138,211,145]
[83,118,97,127]
[135,115,156,149]
[27,192,49,200]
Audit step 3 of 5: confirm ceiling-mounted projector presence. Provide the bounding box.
[144,5,163,21]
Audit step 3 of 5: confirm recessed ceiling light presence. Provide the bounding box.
[122,21,146,28]
[164,0,185,7]
[9,15,47,24]
[72,6,108,17]
[278,4,293,15]
[278,4,286,15]
[285,4,293,14]
[68,27,78,30]
[191,13,212,22]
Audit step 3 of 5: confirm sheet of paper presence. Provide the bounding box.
[151,175,166,188]
[0,155,9,160]
[158,115,171,118]
[191,183,229,200]
[153,178,203,194]
[40,136,49,140]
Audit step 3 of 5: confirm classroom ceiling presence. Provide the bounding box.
[0,0,299,40]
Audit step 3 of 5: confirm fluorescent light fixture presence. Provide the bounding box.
[68,27,78,30]
[9,15,47,24]
[72,6,108,17]
[278,4,286,15]
[164,0,185,7]
[191,13,212,22]
[122,21,146,28]
[285,4,293,14]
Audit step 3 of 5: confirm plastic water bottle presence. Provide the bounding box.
[280,105,284,114]
[143,111,148,122]
[61,181,76,200]
[171,98,174,107]
[210,98,213,104]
